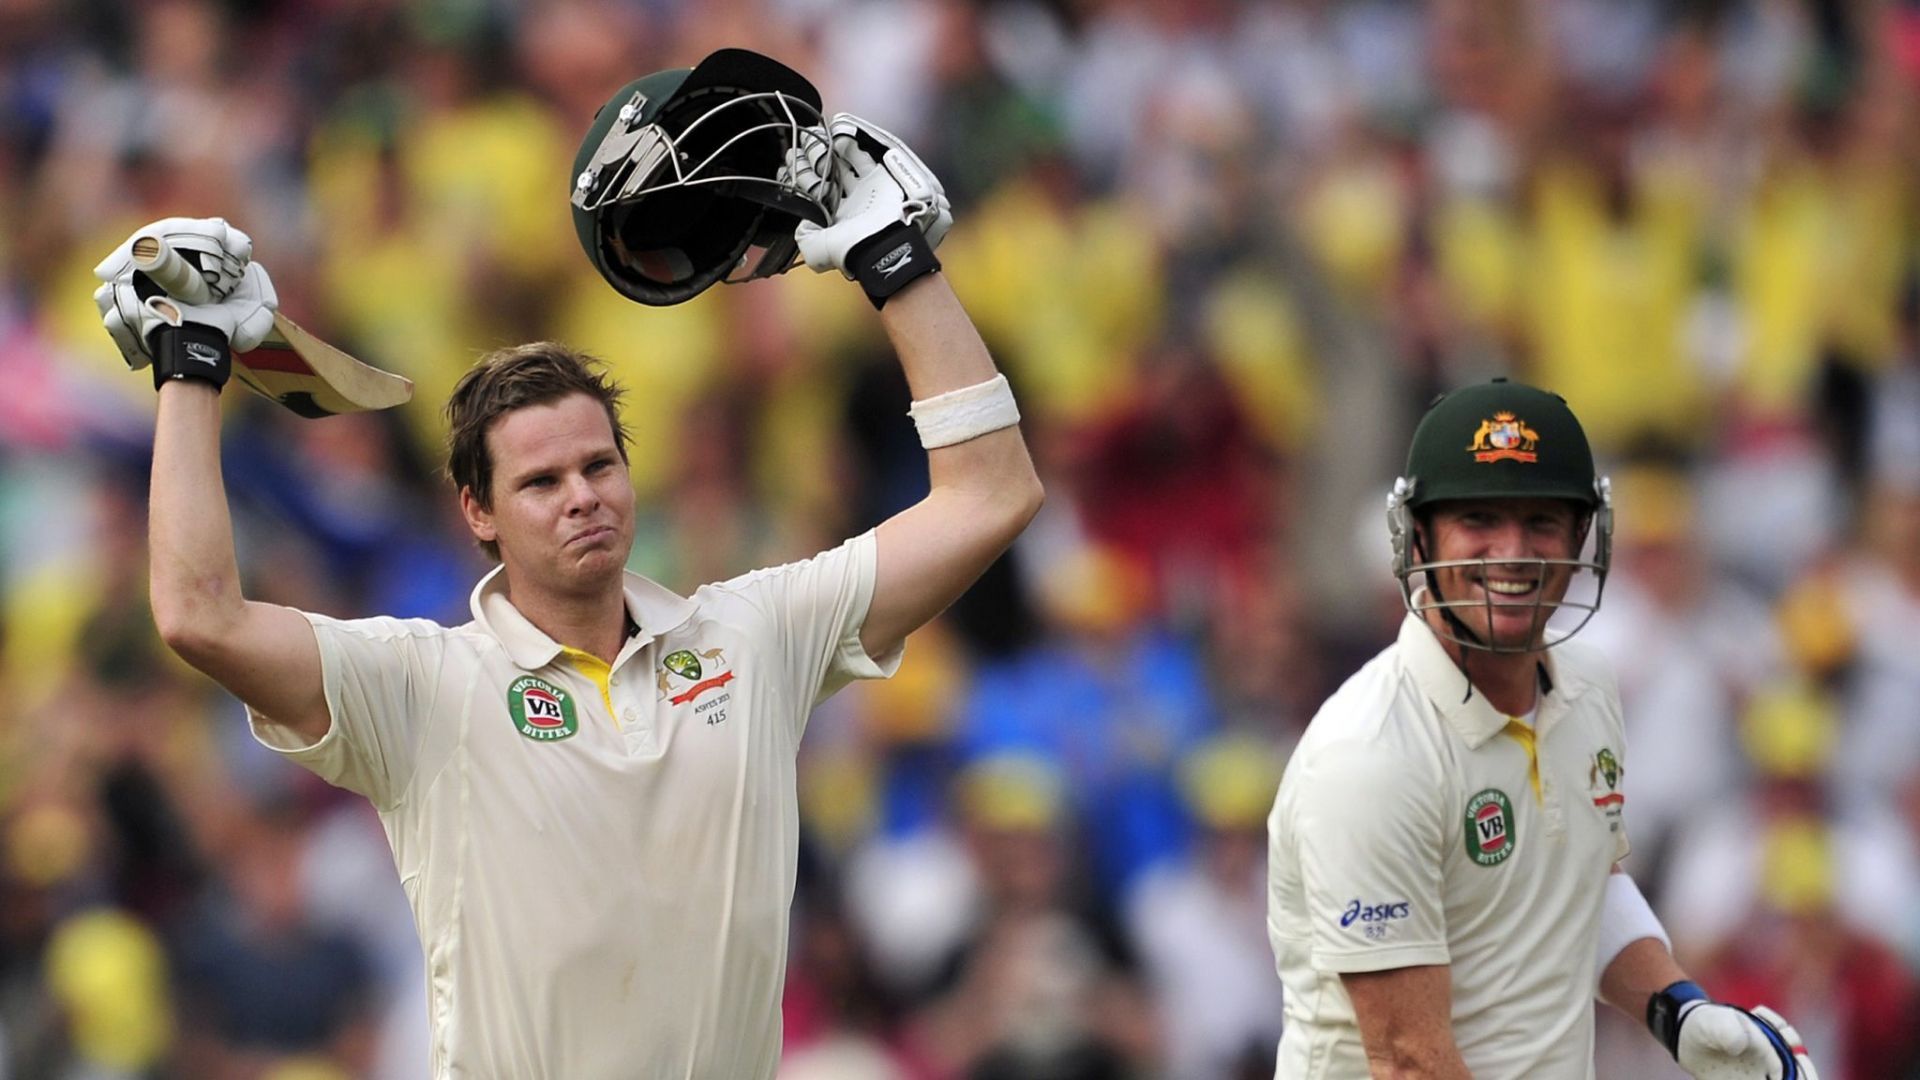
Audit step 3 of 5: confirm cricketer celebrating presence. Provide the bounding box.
[1265,381,1819,1079]
[92,52,1042,1079]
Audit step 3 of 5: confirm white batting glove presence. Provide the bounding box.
[782,113,951,278]
[93,262,279,371]
[1676,1002,1819,1080]
[93,216,254,303]
[781,123,837,209]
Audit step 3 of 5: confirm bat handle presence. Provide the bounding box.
[130,235,214,304]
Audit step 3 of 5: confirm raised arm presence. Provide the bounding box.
[94,220,331,742]
[861,276,1042,656]
[149,381,329,741]
[783,115,1043,658]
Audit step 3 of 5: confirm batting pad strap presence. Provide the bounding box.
[908,374,1020,449]
[1596,873,1671,979]
[848,221,939,308]
[150,323,232,391]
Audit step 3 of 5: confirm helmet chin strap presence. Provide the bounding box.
[705,178,824,282]
[1414,525,1480,704]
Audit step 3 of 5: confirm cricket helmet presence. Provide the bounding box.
[569,49,829,306]
[1385,378,1613,651]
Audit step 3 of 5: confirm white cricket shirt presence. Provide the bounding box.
[1266,614,1631,1079]
[250,532,901,1079]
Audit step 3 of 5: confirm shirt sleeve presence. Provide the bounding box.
[715,530,903,717]
[246,612,446,811]
[1290,739,1451,974]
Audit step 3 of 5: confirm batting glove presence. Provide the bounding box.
[781,123,838,209]
[93,216,254,304]
[1651,982,1819,1080]
[93,262,278,390]
[781,113,950,306]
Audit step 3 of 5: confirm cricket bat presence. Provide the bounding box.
[130,234,414,418]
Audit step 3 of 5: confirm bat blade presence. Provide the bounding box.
[127,233,413,418]
[235,313,414,418]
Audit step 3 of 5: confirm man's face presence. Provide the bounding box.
[1420,497,1582,650]
[460,393,635,596]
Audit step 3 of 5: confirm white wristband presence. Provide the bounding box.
[907,373,1020,449]
[1595,873,1671,984]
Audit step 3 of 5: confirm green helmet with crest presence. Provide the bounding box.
[569,49,830,306]
[1386,378,1614,651]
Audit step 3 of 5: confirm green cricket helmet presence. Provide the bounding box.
[1385,378,1614,651]
[570,48,830,306]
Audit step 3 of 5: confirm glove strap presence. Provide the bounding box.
[150,324,232,391]
[1647,979,1710,1058]
[1734,1005,1804,1078]
[846,222,939,309]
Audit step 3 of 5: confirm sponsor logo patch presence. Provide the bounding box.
[1464,788,1516,866]
[508,675,578,741]
[1340,899,1413,929]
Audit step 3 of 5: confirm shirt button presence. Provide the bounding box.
[623,708,639,723]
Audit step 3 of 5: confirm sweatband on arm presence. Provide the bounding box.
[907,373,1020,449]
[1595,872,1671,983]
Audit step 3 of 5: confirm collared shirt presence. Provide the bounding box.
[1266,614,1631,1080]
[250,532,901,1079]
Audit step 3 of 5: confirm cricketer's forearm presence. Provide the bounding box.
[147,380,331,741]
[149,380,247,653]
[1599,935,1691,1024]
[859,275,1043,657]
[878,275,1040,514]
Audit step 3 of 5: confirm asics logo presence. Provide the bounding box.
[1340,899,1412,927]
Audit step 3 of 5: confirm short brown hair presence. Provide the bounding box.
[446,342,629,560]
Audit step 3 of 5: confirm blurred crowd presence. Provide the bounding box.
[1,0,1918,1077]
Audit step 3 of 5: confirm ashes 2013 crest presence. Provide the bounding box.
[657,646,736,708]
[1591,747,1622,794]
[508,675,578,741]
[662,649,705,681]
[1590,746,1625,830]
[1464,788,1516,867]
